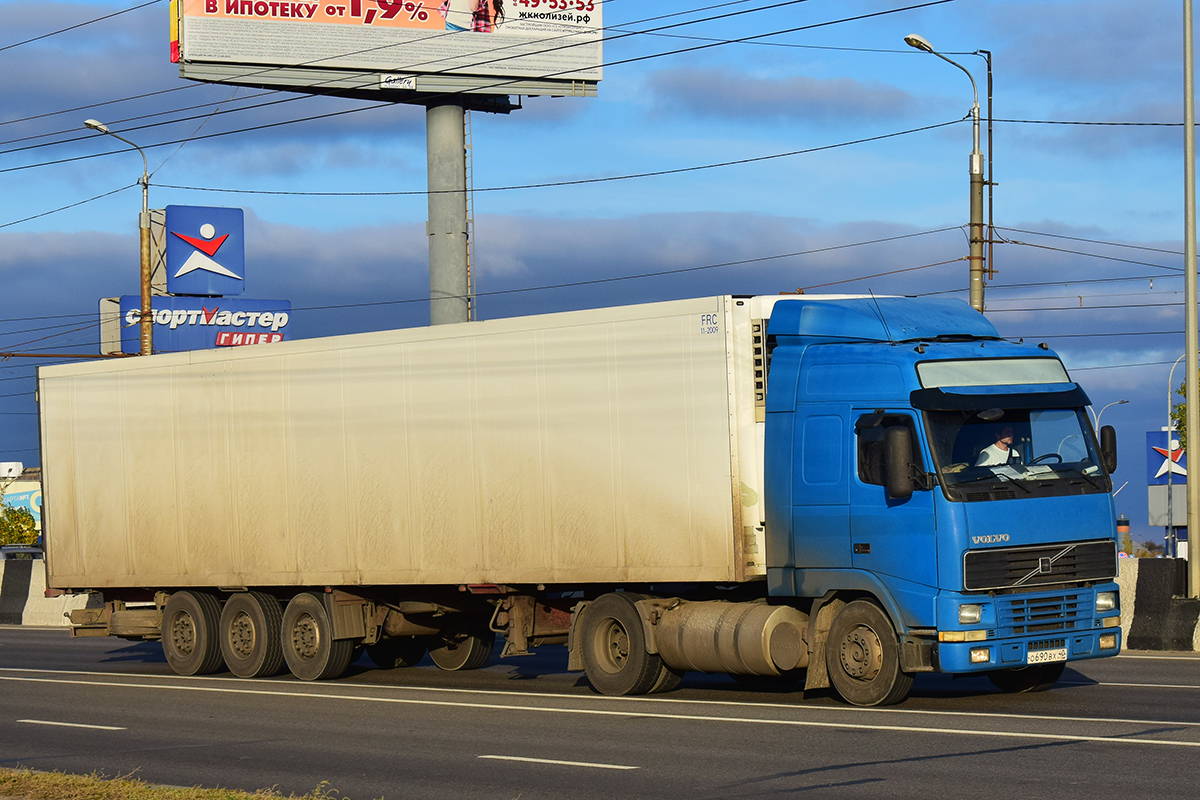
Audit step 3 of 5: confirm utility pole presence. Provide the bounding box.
[1184,0,1200,597]
[426,100,470,326]
[905,34,986,312]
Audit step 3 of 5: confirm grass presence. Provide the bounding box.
[0,769,352,800]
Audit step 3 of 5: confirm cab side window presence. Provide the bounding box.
[856,414,922,486]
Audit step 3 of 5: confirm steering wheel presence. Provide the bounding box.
[1028,453,1063,465]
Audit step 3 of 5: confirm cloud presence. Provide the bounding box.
[644,67,923,124]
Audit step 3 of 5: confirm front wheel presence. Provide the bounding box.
[825,600,913,707]
[987,662,1065,693]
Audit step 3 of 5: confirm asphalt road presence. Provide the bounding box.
[1,626,1198,800]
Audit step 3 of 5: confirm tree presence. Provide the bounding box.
[1120,531,1135,556]
[0,505,38,547]
[1139,539,1164,558]
[1171,379,1190,452]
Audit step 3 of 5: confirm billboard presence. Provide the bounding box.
[112,296,292,354]
[166,205,246,297]
[172,0,602,98]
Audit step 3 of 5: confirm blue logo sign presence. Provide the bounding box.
[1147,430,1187,485]
[165,205,245,296]
[116,296,291,354]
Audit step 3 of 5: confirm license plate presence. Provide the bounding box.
[1027,647,1067,665]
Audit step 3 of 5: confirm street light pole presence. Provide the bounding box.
[84,119,152,356]
[1168,353,1187,556]
[905,34,986,313]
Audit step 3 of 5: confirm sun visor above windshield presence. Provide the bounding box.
[910,385,1091,411]
[767,297,999,342]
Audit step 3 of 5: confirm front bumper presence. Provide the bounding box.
[932,583,1122,674]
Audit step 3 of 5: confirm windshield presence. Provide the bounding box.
[925,407,1111,501]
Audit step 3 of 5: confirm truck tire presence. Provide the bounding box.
[580,592,673,696]
[219,592,285,678]
[281,593,355,681]
[987,662,1065,693]
[428,621,494,671]
[367,636,429,669]
[825,600,913,707]
[162,591,225,676]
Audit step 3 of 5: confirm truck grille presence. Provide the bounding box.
[963,539,1117,591]
[999,594,1085,635]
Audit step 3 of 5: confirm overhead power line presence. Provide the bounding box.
[0,0,163,54]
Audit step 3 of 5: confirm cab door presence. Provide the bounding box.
[849,411,938,621]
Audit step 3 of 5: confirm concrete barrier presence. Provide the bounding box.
[0,560,99,627]
[1118,557,1200,651]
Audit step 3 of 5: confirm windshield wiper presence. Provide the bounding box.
[953,469,1033,493]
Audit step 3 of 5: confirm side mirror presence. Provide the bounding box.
[1100,425,1118,473]
[885,426,914,500]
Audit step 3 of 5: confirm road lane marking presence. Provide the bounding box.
[2,673,1200,750]
[479,755,638,770]
[18,719,125,731]
[2,667,1199,730]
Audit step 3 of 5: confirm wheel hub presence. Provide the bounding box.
[839,625,883,681]
[291,613,320,661]
[170,613,197,656]
[228,611,256,658]
[599,619,630,673]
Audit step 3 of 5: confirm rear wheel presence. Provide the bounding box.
[825,600,913,707]
[987,662,1065,693]
[367,636,429,669]
[219,592,284,678]
[162,591,225,676]
[281,593,355,681]
[579,592,674,696]
[429,620,494,671]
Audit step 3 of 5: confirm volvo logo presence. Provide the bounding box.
[972,534,1010,545]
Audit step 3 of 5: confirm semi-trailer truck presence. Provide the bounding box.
[38,295,1122,706]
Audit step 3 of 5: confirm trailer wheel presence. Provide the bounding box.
[825,600,913,707]
[367,636,429,670]
[429,620,494,671]
[219,592,284,678]
[580,592,672,696]
[281,593,355,681]
[162,591,225,676]
[987,662,1065,693]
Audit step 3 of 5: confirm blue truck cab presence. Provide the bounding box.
[762,296,1121,705]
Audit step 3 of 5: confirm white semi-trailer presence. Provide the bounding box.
[39,295,1122,705]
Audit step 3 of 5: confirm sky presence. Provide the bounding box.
[0,0,1194,549]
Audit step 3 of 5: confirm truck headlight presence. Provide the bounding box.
[1096,592,1116,613]
[1099,633,1118,650]
[970,647,991,664]
[958,603,983,625]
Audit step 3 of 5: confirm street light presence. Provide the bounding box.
[1088,399,1129,430]
[84,119,152,356]
[904,33,986,313]
[1168,353,1188,555]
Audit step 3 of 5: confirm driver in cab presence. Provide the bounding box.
[975,425,1020,466]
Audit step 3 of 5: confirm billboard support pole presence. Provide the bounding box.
[427,100,470,326]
